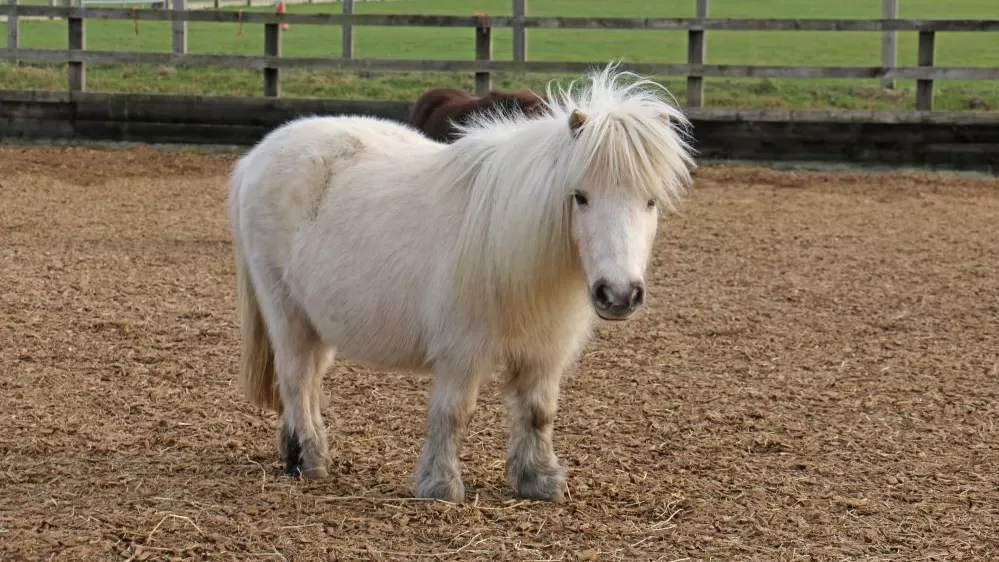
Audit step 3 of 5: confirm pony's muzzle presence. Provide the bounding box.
[590,279,645,320]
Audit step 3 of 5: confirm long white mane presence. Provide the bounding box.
[427,63,697,324]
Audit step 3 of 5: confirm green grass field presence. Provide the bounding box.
[2,0,998,110]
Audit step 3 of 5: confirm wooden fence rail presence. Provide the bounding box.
[3,4,999,110]
[7,7,999,30]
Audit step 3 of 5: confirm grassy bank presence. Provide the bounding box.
[2,0,997,110]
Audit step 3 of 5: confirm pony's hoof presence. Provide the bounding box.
[284,462,329,480]
[512,465,566,503]
[300,465,329,480]
[415,478,465,503]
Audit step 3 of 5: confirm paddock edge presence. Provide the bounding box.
[0,90,996,173]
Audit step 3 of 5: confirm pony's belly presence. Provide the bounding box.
[310,313,431,372]
[292,267,435,373]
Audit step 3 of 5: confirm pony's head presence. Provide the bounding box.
[547,65,696,321]
[444,63,695,323]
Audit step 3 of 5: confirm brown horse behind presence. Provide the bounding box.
[408,87,546,143]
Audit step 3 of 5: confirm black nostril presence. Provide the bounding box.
[629,284,645,308]
[593,281,613,309]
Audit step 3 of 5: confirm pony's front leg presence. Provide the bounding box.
[413,362,484,503]
[504,359,567,502]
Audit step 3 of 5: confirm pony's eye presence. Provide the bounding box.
[647,199,656,209]
[573,192,589,207]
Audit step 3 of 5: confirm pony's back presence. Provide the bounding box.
[408,88,474,132]
[409,87,547,144]
[483,89,546,118]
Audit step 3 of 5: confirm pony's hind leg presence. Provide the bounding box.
[503,356,568,502]
[252,270,333,480]
[276,336,334,480]
[413,358,487,503]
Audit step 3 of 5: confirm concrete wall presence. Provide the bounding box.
[1,90,996,172]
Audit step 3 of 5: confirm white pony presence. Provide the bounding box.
[227,63,696,503]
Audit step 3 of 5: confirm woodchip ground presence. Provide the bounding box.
[1,144,996,560]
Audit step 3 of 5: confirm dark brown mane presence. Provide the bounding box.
[408,87,546,143]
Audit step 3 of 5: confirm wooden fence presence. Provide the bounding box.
[2,0,999,110]
[3,90,998,172]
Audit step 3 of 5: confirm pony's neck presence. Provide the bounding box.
[436,117,585,321]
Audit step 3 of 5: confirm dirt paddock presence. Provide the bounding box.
[1,144,997,561]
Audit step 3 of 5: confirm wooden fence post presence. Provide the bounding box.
[686,0,708,108]
[916,31,935,111]
[68,12,85,92]
[7,0,19,50]
[881,0,898,89]
[512,0,527,62]
[172,0,187,54]
[264,22,282,97]
[474,13,492,96]
[342,0,354,59]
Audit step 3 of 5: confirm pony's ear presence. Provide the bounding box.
[568,109,587,136]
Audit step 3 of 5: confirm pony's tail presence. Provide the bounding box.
[230,163,282,414]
